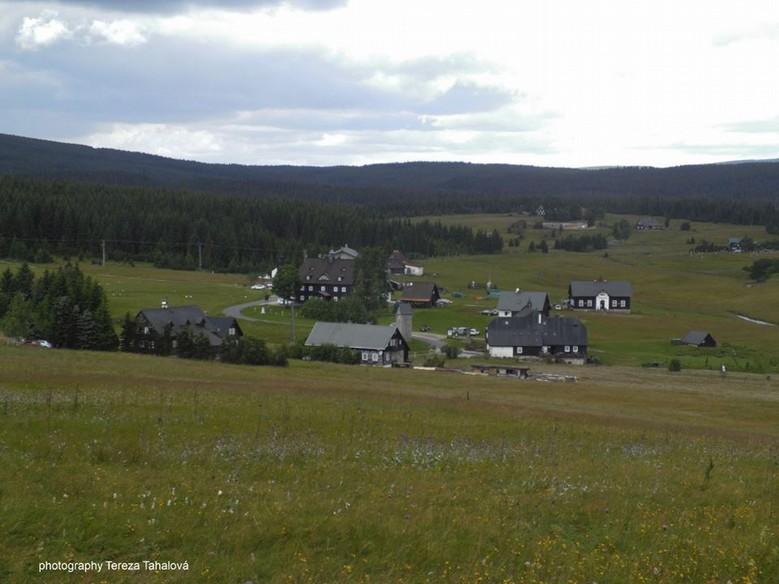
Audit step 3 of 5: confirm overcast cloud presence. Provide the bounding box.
[1,0,778,166]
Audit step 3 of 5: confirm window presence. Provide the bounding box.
[578,300,584,307]
[542,346,549,353]
[620,300,626,307]
[337,276,343,282]
[300,285,305,291]
[308,285,313,291]
[371,352,379,362]
[320,285,326,292]
[228,327,236,336]
[341,286,347,293]
[143,326,150,335]
[586,299,593,307]
[573,345,579,352]
[333,297,339,302]
[517,346,523,354]
[361,351,369,361]
[565,345,571,353]
[172,340,178,349]
[299,295,304,301]
[306,275,311,281]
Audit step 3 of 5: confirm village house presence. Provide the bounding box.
[541,221,589,230]
[399,281,441,308]
[304,321,409,366]
[135,305,242,352]
[568,279,632,312]
[386,250,408,274]
[680,330,717,347]
[635,217,664,230]
[497,290,551,317]
[728,237,743,253]
[386,250,425,276]
[297,257,355,303]
[327,244,359,260]
[485,308,587,364]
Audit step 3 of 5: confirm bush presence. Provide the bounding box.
[668,359,682,372]
[423,353,446,367]
[443,343,460,359]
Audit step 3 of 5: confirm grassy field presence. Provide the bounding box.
[1,344,778,583]
[396,215,779,371]
[2,213,778,371]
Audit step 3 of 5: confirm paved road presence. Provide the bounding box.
[412,331,484,358]
[223,297,277,321]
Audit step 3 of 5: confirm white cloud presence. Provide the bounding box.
[7,0,779,166]
[88,19,147,46]
[15,12,71,50]
[80,123,223,159]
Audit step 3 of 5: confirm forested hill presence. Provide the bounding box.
[2,133,779,204]
[0,176,502,272]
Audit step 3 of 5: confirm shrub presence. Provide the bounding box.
[668,359,682,372]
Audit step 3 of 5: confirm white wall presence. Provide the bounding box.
[488,346,515,358]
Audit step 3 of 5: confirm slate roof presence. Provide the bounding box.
[299,257,355,285]
[487,311,587,348]
[497,291,550,313]
[636,217,662,227]
[399,281,438,302]
[137,306,241,346]
[569,280,633,297]
[681,330,715,345]
[386,249,408,270]
[305,322,401,350]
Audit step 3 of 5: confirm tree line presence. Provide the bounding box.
[0,263,117,349]
[0,176,503,273]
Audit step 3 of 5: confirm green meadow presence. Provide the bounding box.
[400,215,779,372]
[1,345,778,583]
[2,213,778,371]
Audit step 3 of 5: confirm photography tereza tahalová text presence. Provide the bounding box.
[39,560,190,574]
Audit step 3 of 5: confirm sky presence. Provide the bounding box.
[1,0,778,167]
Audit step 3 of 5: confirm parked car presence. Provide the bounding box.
[469,328,480,336]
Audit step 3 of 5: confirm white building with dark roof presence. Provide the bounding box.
[305,321,409,365]
[568,279,632,312]
[486,309,587,364]
[497,290,550,317]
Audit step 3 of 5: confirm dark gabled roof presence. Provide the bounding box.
[636,217,662,226]
[386,249,408,269]
[137,305,241,346]
[299,257,355,285]
[569,280,633,297]
[488,311,587,348]
[139,305,207,331]
[497,291,549,313]
[305,322,403,350]
[682,330,714,345]
[400,281,438,302]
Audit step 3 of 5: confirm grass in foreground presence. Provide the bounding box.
[1,345,778,583]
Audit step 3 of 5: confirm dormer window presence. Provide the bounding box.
[305,275,311,281]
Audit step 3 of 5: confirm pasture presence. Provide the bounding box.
[400,215,779,371]
[0,344,778,583]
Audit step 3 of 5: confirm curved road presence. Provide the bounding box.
[222,299,483,356]
[223,297,277,322]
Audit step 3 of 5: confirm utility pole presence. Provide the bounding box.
[290,300,296,343]
[101,240,106,267]
[197,242,203,270]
